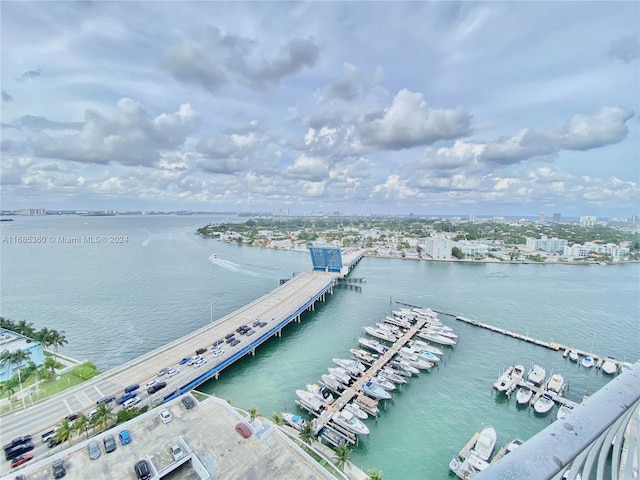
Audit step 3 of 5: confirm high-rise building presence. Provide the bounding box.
[552,213,561,223]
[539,212,545,223]
[580,216,597,227]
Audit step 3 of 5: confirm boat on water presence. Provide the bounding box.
[557,401,577,420]
[511,365,525,381]
[547,373,565,394]
[364,325,398,343]
[601,357,618,375]
[422,326,458,340]
[473,426,497,461]
[296,389,325,414]
[455,454,490,479]
[394,358,420,375]
[416,330,457,346]
[568,350,580,362]
[387,361,414,377]
[515,384,534,405]
[331,410,369,435]
[527,364,546,385]
[375,322,405,336]
[321,374,345,393]
[370,375,396,391]
[282,412,306,431]
[306,384,335,405]
[343,402,368,420]
[380,368,408,384]
[384,315,412,329]
[505,439,524,454]
[332,358,365,377]
[361,380,392,400]
[397,354,433,370]
[533,393,556,414]
[410,339,444,356]
[358,337,388,355]
[411,307,439,318]
[319,427,349,447]
[354,394,379,416]
[581,356,595,368]
[350,348,378,365]
[327,367,352,386]
[405,347,440,363]
[493,366,517,394]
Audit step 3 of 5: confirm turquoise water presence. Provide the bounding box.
[1,216,638,479]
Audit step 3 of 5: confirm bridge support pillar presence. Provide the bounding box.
[251,348,256,356]
[215,372,219,380]
[277,329,282,337]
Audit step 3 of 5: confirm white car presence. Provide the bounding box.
[144,380,158,390]
[159,409,173,423]
[211,347,224,357]
[170,443,184,461]
[166,368,180,378]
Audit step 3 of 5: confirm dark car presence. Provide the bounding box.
[195,347,207,355]
[103,434,117,453]
[41,430,55,443]
[147,381,167,394]
[181,395,196,409]
[52,459,66,478]
[65,413,78,422]
[116,391,136,405]
[47,437,62,448]
[225,336,235,344]
[124,384,140,393]
[224,333,234,339]
[212,339,224,346]
[134,459,151,480]
[4,442,34,461]
[14,475,26,480]
[235,422,252,438]
[96,395,115,405]
[157,367,170,376]
[3,436,32,452]
[230,339,240,346]
[179,357,191,365]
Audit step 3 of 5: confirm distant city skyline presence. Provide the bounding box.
[1,2,638,216]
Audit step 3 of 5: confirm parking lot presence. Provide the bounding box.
[6,394,336,480]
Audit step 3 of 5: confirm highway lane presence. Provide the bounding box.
[1,271,338,450]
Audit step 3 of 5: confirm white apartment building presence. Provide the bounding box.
[525,236,568,253]
[424,236,454,260]
[580,216,597,226]
[563,242,630,259]
[456,240,489,259]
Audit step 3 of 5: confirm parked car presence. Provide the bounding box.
[235,422,252,438]
[124,384,140,393]
[87,440,101,460]
[96,395,115,405]
[147,381,167,394]
[165,368,180,378]
[116,392,136,405]
[134,459,151,480]
[159,409,173,423]
[52,459,66,478]
[118,430,131,445]
[103,434,117,453]
[178,357,191,365]
[170,443,184,461]
[4,442,34,461]
[181,395,196,409]
[10,453,33,468]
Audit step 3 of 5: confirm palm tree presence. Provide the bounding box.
[35,327,51,349]
[334,444,352,472]
[271,412,284,426]
[44,356,57,376]
[368,469,383,480]
[0,377,18,409]
[73,414,90,439]
[55,419,74,446]
[15,320,35,338]
[93,402,115,432]
[47,330,68,357]
[299,421,313,445]
[8,349,31,409]
[248,406,259,422]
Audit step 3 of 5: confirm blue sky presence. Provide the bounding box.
[1,2,638,216]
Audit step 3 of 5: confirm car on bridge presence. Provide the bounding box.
[116,392,136,405]
[147,381,167,394]
[179,357,191,365]
[10,453,33,468]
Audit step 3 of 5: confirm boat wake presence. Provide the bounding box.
[208,254,261,277]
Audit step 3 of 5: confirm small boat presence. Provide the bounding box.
[568,350,579,362]
[331,410,369,435]
[388,361,414,376]
[533,393,555,414]
[296,389,325,414]
[343,402,368,420]
[332,358,365,377]
[364,325,398,343]
[394,358,420,375]
[527,364,546,385]
[453,454,490,480]
[282,412,306,431]
[350,348,378,365]
[327,367,352,386]
[384,315,412,329]
[601,358,618,375]
[416,330,457,346]
[397,355,433,370]
[557,401,577,420]
[449,456,462,474]
[473,426,497,461]
[511,365,525,381]
[422,326,458,340]
[375,322,404,337]
[493,367,517,394]
[547,373,565,394]
[354,394,379,416]
[358,337,388,355]
[306,384,335,405]
[321,374,345,393]
[319,427,349,447]
[581,356,595,368]
[410,340,444,356]
[380,369,408,384]
[361,380,392,400]
[516,384,534,405]
[370,375,396,391]
[505,439,524,454]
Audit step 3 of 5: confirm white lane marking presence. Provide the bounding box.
[94,385,104,398]
[63,398,72,413]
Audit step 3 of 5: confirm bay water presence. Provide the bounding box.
[1,216,638,479]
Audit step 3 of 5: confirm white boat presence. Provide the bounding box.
[527,364,546,385]
[505,439,524,454]
[282,412,306,431]
[511,365,525,381]
[354,394,379,416]
[350,348,378,365]
[343,402,368,420]
[516,384,534,405]
[493,366,517,394]
[370,375,396,391]
[557,401,577,420]
[397,355,433,370]
[581,356,595,368]
[380,368,408,384]
[364,325,398,343]
[533,393,555,414]
[332,358,365,377]
[473,426,497,461]
[384,315,412,329]
[452,454,490,480]
[331,410,369,435]
[388,361,415,376]
[410,340,444,356]
[568,350,579,362]
[394,358,420,375]
[361,380,392,400]
[601,358,618,375]
[375,322,404,337]
[319,426,349,447]
[296,389,325,414]
[327,367,352,386]
[416,330,457,346]
[422,326,458,340]
[358,337,388,355]
[547,373,565,394]
[321,374,345,392]
[306,383,335,405]
[408,348,440,363]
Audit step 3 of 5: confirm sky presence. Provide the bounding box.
[1,2,639,217]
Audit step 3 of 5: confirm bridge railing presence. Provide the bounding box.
[475,361,640,480]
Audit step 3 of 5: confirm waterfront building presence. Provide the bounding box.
[424,236,454,260]
[562,242,630,260]
[0,329,45,382]
[525,236,568,253]
[18,208,45,216]
[455,241,489,259]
